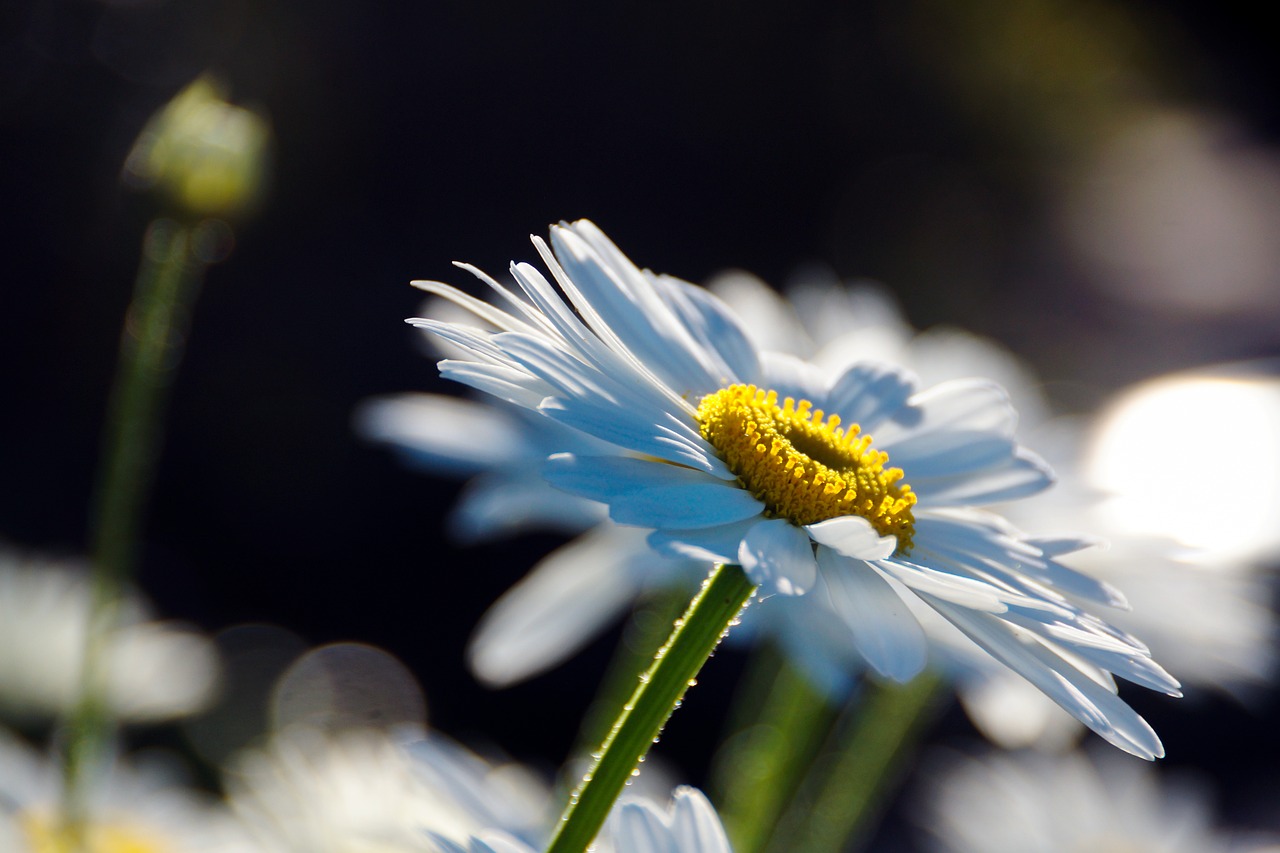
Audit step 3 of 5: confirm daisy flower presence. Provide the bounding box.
[433,786,732,853]
[918,746,1275,853]
[409,219,1179,759]
[0,726,253,853]
[0,548,218,722]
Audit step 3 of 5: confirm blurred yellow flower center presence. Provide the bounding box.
[697,384,916,551]
[22,812,168,853]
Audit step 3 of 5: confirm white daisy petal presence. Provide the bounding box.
[759,350,829,403]
[925,597,1165,759]
[738,518,818,595]
[914,513,1127,609]
[355,394,535,474]
[806,516,897,560]
[540,398,723,474]
[437,361,553,410]
[647,518,763,565]
[467,528,650,687]
[911,449,1054,507]
[818,548,928,682]
[549,224,726,396]
[651,274,761,387]
[609,484,766,529]
[450,472,605,542]
[825,362,919,433]
[868,556,1009,613]
[668,787,734,852]
[544,453,745,508]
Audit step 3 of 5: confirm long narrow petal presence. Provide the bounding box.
[647,518,762,565]
[467,531,646,687]
[738,518,818,595]
[925,597,1166,759]
[818,548,928,682]
[825,362,919,433]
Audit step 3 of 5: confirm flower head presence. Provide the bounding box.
[411,220,1179,758]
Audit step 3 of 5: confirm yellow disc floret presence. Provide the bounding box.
[696,384,916,553]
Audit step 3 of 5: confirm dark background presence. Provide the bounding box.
[3,0,1279,844]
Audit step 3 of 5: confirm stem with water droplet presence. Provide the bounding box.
[545,562,756,853]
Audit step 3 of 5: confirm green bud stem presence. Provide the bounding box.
[62,218,213,838]
[545,563,756,853]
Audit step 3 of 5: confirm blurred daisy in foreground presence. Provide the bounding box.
[0,726,252,853]
[919,746,1277,853]
[434,786,731,853]
[224,636,548,853]
[226,726,549,853]
[0,548,218,722]
[408,219,1179,757]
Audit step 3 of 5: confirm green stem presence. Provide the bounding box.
[713,646,837,853]
[572,589,689,755]
[62,218,210,834]
[769,669,946,853]
[545,563,757,853]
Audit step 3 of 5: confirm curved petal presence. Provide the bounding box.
[467,530,647,687]
[609,482,766,529]
[548,222,732,397]
[450,472,604,542]
[545,455,761,527]
[668,787,734,853]
[875,379,1018,454]
[818,548,928,682]
[955,670,1080,751]
[611,802,668,853]
[824,362,919,433]
[911,449,1054,508]
[651,274,761,387]
[354,394,535,475]
[870,555,1009,613]
[738,518,818,595]
[924,596,1166,760]
[648,518,761,565]
[758,350,829,404]
[806,515,897,561]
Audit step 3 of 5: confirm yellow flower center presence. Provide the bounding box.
[22,811,169,853]
[696,384,916,552]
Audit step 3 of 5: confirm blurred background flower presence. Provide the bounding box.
[0,547,218,723]
[917,745,1279,853]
